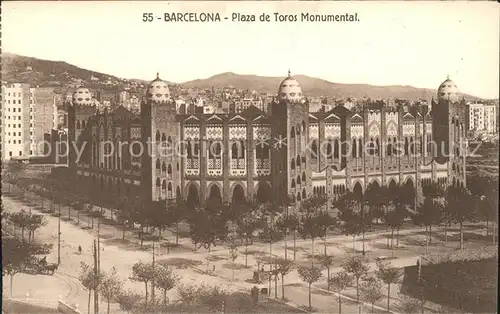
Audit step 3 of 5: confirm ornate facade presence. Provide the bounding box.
[68,73,467,208]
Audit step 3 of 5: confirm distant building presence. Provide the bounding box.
[1,84,57,161]
[466,102,497,134]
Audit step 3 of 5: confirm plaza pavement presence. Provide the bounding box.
[2,185,493,313]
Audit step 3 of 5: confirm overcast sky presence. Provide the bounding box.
[3,1,499,99]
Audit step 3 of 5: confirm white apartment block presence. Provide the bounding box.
[466,102,498,134]
[1,83,57,161]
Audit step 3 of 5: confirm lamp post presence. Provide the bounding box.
[58,202,61,265]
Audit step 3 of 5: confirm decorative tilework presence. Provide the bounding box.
[309,124,319,139]
[368,122,381,138]
[368,112,381,125]
[386,122,398,137]
[184,126,200,140]
[402,124,415,136]
[131,127,141,139]
[385,112,398,125]
[350,125,364,138]
[229,126,247,140]
[325,124,341,139]
[206,126,223,139]
[253,126,271,140]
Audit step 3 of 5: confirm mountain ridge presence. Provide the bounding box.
[1,52,486,101]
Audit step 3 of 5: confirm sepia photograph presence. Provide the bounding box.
[1,1,499,314]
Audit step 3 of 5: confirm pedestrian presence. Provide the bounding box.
[78,245,82,255]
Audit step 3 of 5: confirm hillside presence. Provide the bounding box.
[2,53,483,100]
[1,53,127,91]
[181,72,480,101]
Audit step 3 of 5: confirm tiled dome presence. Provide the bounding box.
[146,73,170,103]
[437,76,460,103]
[72,87,93,106]
[278,70,304,103]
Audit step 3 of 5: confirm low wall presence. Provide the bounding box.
[57,300,81,314]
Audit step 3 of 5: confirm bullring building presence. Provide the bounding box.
[68,72,467,208]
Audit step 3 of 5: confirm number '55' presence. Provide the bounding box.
[143,13,153,22]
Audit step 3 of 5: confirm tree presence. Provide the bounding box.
[446,185,476,249]
[375,260,401,311]
[337,192,364,254]
[79,262,101,314]
[298,195,330,267]
[397,294,421,314]
[421,182,444,244]
[99,267,123,314]
[274,257,294,300]
[130,261,155,309]
[199,284,228,313]
[2,237,31,297]
[413,197,442,254]
[9,210,30,243]
[281,213,300,260]
[188,204,229,252]
[318,254,335,290]
[72,200,85,225]
[116,197,134,240]
[329,270,353,314]
[116,290,142,314]
[155,264,179,306]
[360,277,383,313]
[297,266,323,310]
[26,213,46,243]
[236,210,258,266]
[342,256,369,302]
[166,199,186,245]
[84,204,95,229]
[229,244,238,281]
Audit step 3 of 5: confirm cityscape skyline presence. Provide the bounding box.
[3,1,499,99]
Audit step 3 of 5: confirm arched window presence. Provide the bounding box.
[302,121,306,132]
[155,178,161,187]
[334,139,340,158]
[376,138,380,156]
[358,138,363,157]
[291,158,295,170]
[161,162,166,173]
[296,155,300,167]
[410,136,414,155]
[167,136,172,147]
[82,121,86,129]
[167,164,172,176]
[352,139,358,158]
[297,193,301,201]
[404,137,409,155]
[167,182,173,199]
[240,140,246,159]
[302,155,306,164]
[186,141,192,159]
[326,141,332,159]
[156,131,161,142]
[76,120,81,129]
[291,179,296,188]
[302,189,306,199]
[291,127,295,138]
[387,138,393,156]
[297,175,301,185]
[302,172,306,182]
[311,140,318,159]
[161,133,166,144]
[231,142,238,159]
[156,159,161,170]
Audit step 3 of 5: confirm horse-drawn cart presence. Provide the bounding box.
[23,256,58,275]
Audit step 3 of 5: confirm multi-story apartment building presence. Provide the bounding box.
[68,73,467,209]
[1,84,57,161]
[466,102,498,134]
